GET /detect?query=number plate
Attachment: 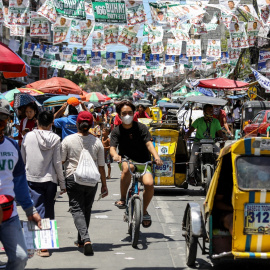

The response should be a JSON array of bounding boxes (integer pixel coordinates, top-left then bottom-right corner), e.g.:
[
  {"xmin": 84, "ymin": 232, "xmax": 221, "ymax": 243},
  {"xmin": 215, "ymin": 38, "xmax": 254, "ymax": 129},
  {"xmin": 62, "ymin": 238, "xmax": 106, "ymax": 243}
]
[
  {"xmin": 244, "ymin": 203, "xmax": 270, "ymax": 234},
  {"xmin": 154, "ymin": 161, "xmax": 173, "ymax": 177}
]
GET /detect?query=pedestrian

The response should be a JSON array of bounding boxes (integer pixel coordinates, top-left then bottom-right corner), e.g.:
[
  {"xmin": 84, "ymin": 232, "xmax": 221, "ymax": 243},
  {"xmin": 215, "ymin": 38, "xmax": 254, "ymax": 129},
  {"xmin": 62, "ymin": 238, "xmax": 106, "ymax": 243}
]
[
  {"xmin": 134, "ymin": 105, "xmax": 151, "ymax": 119},
  {"xmin": 233, "ymin": 100, "xmax": 241, "ymax": 129},
  {"xmin": 0, "ymin": 99, "xmax": 42, "ymax": 270},
  {"xmin": 18, "ymin": 102, "xmax": 38, "ymax": 146},
  {"xmin": 21, "ymin": 111, "xmax": 66, "ymax": 257},
  {"xmin": 62, "ymin": 111, "xmax": 108, "ymax": 256},
  {"xmin": 102, "ymin": 124, "xmax": 113, "ymax": 179}
]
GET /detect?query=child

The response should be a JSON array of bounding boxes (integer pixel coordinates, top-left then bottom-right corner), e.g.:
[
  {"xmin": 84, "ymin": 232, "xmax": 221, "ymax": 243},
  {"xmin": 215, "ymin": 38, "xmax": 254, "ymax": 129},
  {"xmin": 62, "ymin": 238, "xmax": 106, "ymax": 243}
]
[{"xmin": 102, "ymin": 125, "xmax": 113, "ymax": 179}]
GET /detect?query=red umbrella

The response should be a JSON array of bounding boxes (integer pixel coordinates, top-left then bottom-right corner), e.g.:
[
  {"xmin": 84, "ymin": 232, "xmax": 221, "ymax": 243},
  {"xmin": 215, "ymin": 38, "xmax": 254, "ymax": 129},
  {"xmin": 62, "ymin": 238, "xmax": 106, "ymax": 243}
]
[
  {"xmin": 0, "ymin": 42, "xmax": 25, "ymax": 72},
  {"xmin": 197, "ymin": 78, "xmax": 249, "ymax": 89},
  {"xmin": 26, "ymin": 77, "xmax": 83, "ymax": 95},
  {"xmin": 85, "ymin": 92, "xmax": 111, "ymax": 102}
]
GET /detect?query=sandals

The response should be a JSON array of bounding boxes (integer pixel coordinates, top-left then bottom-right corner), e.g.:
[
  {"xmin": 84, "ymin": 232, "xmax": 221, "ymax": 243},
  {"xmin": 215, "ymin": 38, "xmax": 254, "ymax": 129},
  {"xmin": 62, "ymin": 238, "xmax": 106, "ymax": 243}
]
[
  {"xmin": 114, "ymin": 199, "xmax": 126, "ymax": 209},
  {"xmin": 142, "ymin": 212, "xmax": 152, "ymax": 228},
  {"xmin": 37, "ymin": 249, "xmax": 50, "ymax": 257}
]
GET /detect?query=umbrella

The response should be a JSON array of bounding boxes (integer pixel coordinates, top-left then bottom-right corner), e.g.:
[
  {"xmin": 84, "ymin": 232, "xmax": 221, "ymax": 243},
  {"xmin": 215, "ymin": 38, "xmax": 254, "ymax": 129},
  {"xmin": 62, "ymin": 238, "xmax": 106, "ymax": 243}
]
[
  {"xmin": 17, "ymin": 88, "xmax": 44, "ymax": 96},
  {"xmin": 43, "ymin": 95, "xmax": 81, "ymax": 107},
  {"xmin": 85, "ymin": 92, "xmax": 111, "ymax": 102},
  {"xmin": 0, "ymin": 42, "xmax": 25, "ymax": 72},
  {"xmin": 4, "ymin": 89, "xmax": 21, "ymax": 102},
  {"xmin": 13, "ymin": 93, "xmax": 42, "ymax": 115},
  {"xmin": 197, "ymin": 78, "xmax": 249, "ymax": 89},
  {"xmin": 26, "ymin": 77, "xmax": 83, "ymax": 95},
  {"xmin": 0, "ymin": 94, "xmax": 7, "ymax": 100},
  {"xmin": 108, "ymin": 93, "xmax": 119, "ymax": 98},
  {"xmin": 157, "ymin": 99, "xmax": 168, "ymax": 105},
  {"xmin": 184, "ymin": 92, "xmax": 203, "ymax": 97},
  {"xmin": 161, "ymin": 98, "xmax": 171, "ymax": 101}
]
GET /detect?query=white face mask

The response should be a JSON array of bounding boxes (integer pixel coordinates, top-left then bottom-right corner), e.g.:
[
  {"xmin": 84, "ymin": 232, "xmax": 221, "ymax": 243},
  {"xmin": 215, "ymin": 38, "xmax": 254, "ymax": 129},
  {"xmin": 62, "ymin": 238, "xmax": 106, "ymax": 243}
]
[{"xmin": 122, "ymin": 115, "xmax": 133, "ymax": 125}]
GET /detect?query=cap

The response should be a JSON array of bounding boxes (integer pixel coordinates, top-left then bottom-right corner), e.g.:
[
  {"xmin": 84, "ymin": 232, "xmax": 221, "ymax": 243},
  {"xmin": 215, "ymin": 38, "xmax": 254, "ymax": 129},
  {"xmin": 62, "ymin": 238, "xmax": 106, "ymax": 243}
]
[
  {"xmin": 67, "ymin": 97, "xmax": 80, "ymax": 107},
  {"xmin": 0, "ymin": 99, "xmax": 11, "ymax": 116},
  {"xmin": 77, "ymin": 111, "xmax": 93, "ymax": 125}
]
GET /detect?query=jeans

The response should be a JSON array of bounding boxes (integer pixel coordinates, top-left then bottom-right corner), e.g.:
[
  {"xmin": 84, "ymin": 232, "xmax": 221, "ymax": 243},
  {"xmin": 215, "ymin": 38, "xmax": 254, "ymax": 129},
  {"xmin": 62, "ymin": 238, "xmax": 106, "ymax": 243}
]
[
  {"xmin": 28, "ymin": 181, "xmax": 57, "ymax": 219},
  {"xmin": 0, "ymin": 216, "xmax": 28, "ymax": 270},
  {"xmin": 66, "ymin": 175, "xmax": 97, "ymax": 243}
]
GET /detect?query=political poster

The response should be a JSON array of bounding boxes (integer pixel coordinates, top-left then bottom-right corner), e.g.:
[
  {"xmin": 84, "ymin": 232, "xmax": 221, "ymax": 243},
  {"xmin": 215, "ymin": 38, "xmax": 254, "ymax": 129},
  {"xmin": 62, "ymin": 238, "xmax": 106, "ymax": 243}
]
[
  {"xmin": 128, "ymin": 37, "xmax": 143, "ymax": 57},
  {"xmin": 119, "ymin": 53, "xmax": 131, "ymax": 68},
  {"xmin": 147, "ymin": 25, "xmax": 163, "ymax": 45},
  {"xmin": 134, "ymin": 67, "xmax": 143, "ymax": 80},
  {"xmin": 228, "ymin": 47, "xmax": 241, "ymax": 62},
  {"xmin": 0, "ymin": 0, "xmax": 4, "ymax": 23},
  {"xmin": 229, "ymin": 22, "xmax": 249, "ymax": 49},
  {"xmin": 10, "ymin": 25, "xmax": 25, "ymax": 36},
  {"xmin": 126, "ymin": 0, "xmax": 146, "ymax": 26},
  {"xmin": 85, "ymin": 0, "xmax": 93, "ymax": 15},
  {"xmin": 23, "ymin": 42, "xmax": 35, "ymax": 57},
  {"xmin": 257, "ymin": 0, "xmax": 270, "ymax": 25},
  {"xmin": 220, "ymin": 0, "xmax": 239, "ymax": 12},
  {"xmin": 186, "ymin": 39, "xmax": 201, "ymax": 57},
  {"xmin": 150, "ymin": 41, "xmax": 164, "ymax": 54},
  {"xmin": 192, "ymin": 56, "xmax": 202, "ymax": 67},
  {"xmin": 54, "ymin": 0, "xmax": 86, "ymax": 20},
  {"xmin": 238, "ymin": 5, "xmax": 259, "ymax": 21},
  {"xmin": 30, "ymin": 12, "xmax": 50, "ymax": 36},
  {"xmin": 147, "ymin": 54, "xmax": 160, "ymax": 69},
  {"xmin": 258, "ymin": 50, "xmax": 270, "ymax": 73},
  {"xmin": 106, "ymin": 52, "xmax": 116, "ymax": 67},
  {"xmin": 179, "ymin": 54, "xmax": 189, "ymax": 65},
  {"xmin": 53, "ymin": 26, "xmax": 69, "ymax": 44},
  {"xmin": 70, "ymin": 29, "xmax": 82, "ymax": 44},
  {"xmin": 8, "ymin": 5, "xmax": 30, "ymax": 26},
  {"xmin": 172, "ymin": 28, "xmax": 190, "ymax": 42},
  {"xmin": 35, "ymin": 44, "xmax": 47, "ymax": 58},
  {"xmin": 92, "ymin": 0, "xmax": 127, "ymax": 24},
  {"xmin": 80, "ymin": 19, "xmax": 95, "ymax": 47},
  {"xmin": 92, "ymin": 30, "xmax": 106, "ymax": 51},
  {"xmin": 247, "ymin": 21, "xmax": 260, "ymax": 47},
  {"xmin": 206, "ymin": 39, "xmax": 221, "ymax": 58},
  {"xmin": 221, "ymin": 51, "xmax": 230, "ymax": 64},
  {"xmin": 104, "ymin": 25, "xmax": 118, "ymax": 45},
  {"xmin": 37, "ymin": 0, "xmax": 57, "ymax": 24},
  {"xmin": 153, "ymin": 68, "xmax": 163, "ymax": 77},
  {"xmin": 122, "ymin": 70, "xmax": 131, "ymax": 79},
  {"xmin": 53, "ymin": 16, "xmax": 71, "ymax": 28},
  {"xmin": 167, "ymin": 39, "xmax": 182, "ymax": 55},
  {"xmin": 165, "ymin": 55, "xmax": 175, "ymax": 66},
  {"xmin": 77, "ymin": 49, "xmax": 87, "ymax": 63},
  {"xmin": 118, "ymin": 26, "xmax": 139, "ymax": 48},
  {"xmin": 135, "ymin": 54, "xmax": 145, "ymax": 66},
  {"xmin": 61, "ymin": 47, "xmax": 73, "ymax": 61}
]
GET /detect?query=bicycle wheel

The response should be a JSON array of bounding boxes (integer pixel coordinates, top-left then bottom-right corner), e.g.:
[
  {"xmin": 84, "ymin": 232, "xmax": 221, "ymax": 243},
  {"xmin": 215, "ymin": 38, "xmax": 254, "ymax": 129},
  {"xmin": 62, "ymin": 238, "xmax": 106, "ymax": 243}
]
[{"xmin": 130, "ymin": 197, "xmax": 141, "ymax": 248}]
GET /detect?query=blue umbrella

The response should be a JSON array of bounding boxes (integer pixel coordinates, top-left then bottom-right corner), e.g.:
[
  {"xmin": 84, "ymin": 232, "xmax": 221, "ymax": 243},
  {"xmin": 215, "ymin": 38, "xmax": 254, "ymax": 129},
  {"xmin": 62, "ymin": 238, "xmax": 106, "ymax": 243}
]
[
  {"xmin": 43, "ymin": 95, "xmax": 69, "ymax": 107},
  {"xmin": 13, "ymin": 93, "xmax": 42, "ymax": 116}
]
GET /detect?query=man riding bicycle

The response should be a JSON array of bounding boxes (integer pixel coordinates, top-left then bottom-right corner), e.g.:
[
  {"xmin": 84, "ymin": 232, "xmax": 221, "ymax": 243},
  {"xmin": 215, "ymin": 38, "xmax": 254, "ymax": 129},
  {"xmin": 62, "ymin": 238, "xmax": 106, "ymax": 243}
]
[
  {"xmin": 184, "ymin": 104, "xmax": 226, "ymax": 185},
  {"xmin": 110, "ymin": 100, "xmax": 163, "ymax": 228}
]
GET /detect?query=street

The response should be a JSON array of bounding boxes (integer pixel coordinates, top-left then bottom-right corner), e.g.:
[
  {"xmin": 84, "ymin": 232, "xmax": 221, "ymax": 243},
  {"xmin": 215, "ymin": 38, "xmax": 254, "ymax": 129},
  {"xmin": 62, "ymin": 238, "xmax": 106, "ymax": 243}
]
[{"xmin": 2, "ymin": 163, "xmax": 270, "ymax": 270}]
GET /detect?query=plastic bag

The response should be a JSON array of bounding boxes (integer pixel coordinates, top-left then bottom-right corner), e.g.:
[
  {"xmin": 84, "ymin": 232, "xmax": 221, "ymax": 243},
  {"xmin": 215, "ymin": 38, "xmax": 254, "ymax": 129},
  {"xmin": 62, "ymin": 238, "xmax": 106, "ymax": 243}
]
[{"xmin": 74, "ymin": 149, "xmax": 100, "ymax": 186}]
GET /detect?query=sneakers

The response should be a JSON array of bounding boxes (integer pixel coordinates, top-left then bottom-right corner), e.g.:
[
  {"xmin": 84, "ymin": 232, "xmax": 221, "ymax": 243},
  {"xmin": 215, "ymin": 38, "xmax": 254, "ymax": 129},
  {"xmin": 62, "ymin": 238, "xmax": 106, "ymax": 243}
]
[{"xmin": 84, "ymin": 242, "xmax": 94, "ymax": 256}]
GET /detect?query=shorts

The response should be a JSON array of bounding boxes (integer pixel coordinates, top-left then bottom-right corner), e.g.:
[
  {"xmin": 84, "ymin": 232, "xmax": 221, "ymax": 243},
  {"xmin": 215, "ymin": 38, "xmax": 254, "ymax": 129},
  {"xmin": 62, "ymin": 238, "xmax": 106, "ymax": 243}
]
[
  {"xmin": 119, "ymin": 160, "xmax": 152, "ymax": 174},
  {"xmin": 105, "ymin": 150, "xmax": 113, "ymax": 164}
]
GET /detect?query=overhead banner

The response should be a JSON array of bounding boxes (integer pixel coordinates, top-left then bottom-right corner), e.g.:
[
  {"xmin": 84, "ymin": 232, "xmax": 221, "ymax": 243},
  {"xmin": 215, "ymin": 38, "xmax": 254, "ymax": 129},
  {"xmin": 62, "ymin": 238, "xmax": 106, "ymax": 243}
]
[
  {"xmin": 54, "ymin": 0, "xmax": 86, "ymax": 20},
  {"xmin": 92, "ymin": 0, "xmax": 127, "ymax": 24},
  {"xmin": 251, "ymin": 68, "xmax": 270, "ymax": 93}
]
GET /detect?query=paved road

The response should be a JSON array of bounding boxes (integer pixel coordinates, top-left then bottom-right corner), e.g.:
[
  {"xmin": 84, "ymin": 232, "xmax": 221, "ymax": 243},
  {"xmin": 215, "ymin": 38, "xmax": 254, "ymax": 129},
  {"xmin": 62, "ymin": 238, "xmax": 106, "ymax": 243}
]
[{"xmin": 2, "ymin": 162, "xmax": 270, "ymax": 269}]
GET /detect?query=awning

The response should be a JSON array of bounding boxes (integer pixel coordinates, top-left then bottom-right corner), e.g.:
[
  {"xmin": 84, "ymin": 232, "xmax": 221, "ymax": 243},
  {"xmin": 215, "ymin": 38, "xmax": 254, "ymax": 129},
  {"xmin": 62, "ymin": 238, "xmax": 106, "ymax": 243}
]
[{"xmin": 197, "ymin": 78, "xmax": 249, "ymax": 89}]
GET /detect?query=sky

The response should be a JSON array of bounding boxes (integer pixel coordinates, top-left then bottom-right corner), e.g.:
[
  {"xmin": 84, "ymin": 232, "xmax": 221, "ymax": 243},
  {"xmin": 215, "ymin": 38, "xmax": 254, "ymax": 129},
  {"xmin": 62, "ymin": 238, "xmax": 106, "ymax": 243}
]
[{"xmin": 65, "ymin": 0, "xmax": 155, "ymax": 53}]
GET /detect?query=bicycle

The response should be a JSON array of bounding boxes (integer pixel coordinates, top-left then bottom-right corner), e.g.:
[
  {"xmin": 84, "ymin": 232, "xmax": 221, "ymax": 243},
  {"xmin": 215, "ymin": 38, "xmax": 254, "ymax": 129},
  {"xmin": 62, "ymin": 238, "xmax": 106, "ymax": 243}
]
[{"xmin": 121, "ymin": 157, "xmax": 155, "ymax": 248}]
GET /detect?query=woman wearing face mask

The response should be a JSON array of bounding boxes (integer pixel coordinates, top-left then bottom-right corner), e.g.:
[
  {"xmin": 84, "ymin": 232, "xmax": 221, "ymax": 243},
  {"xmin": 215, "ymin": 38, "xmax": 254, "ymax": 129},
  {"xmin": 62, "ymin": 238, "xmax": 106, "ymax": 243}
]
[{"xmin": 18, "ymin": 102, "xmax": 38, "ymax": 146}]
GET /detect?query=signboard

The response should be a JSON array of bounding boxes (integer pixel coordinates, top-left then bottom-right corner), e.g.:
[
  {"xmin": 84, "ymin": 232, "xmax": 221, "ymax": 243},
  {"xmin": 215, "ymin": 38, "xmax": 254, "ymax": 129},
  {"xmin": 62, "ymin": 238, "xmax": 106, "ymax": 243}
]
[
  {"xmin": 248, "ymin": 86, "xmax": 257, "ymax": 100},
  {"xmin": 39, "ymin": 67, "xmax": 48, "ymax": 79},
  {"xmin": 92, "ymin": 0, "xmax": 127, "ymax": 24},
  {"xmin": 54, "ymin": 0, "xmax": 86, "ymax": 20},
  {"xmin": 30, "ymin": 58, "xmax": 41, "ymax": 67}
]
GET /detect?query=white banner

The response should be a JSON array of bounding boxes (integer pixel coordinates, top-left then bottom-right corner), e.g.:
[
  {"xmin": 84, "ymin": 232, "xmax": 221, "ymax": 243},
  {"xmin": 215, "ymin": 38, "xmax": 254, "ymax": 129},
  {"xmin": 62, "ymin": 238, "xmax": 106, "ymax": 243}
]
[{"xmin": 251, "ymin": 68, "xmax": 270, "ymax": 93}]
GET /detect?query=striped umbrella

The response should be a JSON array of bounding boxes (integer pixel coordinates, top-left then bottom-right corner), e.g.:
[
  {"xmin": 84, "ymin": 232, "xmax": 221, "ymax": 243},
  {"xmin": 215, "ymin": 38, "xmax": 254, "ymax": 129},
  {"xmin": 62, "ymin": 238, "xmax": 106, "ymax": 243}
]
[{"xmin": 85, "ymin": 92, "xmax": 111, "ymax": 102}]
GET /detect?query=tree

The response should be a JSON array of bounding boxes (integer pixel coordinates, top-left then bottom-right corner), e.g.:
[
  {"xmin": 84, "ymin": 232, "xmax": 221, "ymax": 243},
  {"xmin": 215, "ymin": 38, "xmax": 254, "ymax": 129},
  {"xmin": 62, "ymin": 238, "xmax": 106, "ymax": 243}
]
[
  {"xmin": 142, "ymin": 42, "xmax": 151, "ymax": 62},
  {"xmin": 64, "ymin": 70, "xmax": 88, "ymax": 87}
]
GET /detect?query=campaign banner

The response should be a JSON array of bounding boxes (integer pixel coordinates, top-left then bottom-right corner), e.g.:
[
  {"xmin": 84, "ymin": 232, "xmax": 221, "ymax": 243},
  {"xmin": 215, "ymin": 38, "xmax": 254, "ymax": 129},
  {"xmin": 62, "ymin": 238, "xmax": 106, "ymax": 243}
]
[
  {"xmin": 258, "ymin": 50, "xmax": 270, "ymax": 73},
  {"xmin": 30, "ymin": 58, "xmax": 41, "ymax": 67},
  {"xmin": 23, "ymin": 42, "xmax": 35, "ymax": 57},
  {"xmin": 64, "ymin": 63, "xmax": 78, "ymax": 71},
  {"xmin": 80, "ymin": 19, "xmax": 95, "ymax": 46},
  {"xmin": 148, "ymin": 88, "xmax": 157, "ymax": 96},
  {"xmin": 257, "ymin": 0, "xmax": 270, "ymax": 25},
  {"xmin": 8, "ymin": 6, "xmax": 30, "ymax": 26},
  {"xmin": 153, "ymin": 68, "xmax": 163, "ymax": 78},
  {"xmin": 126, "ymin": 0, "xmax": 145, "ymax": 26},
  {"xmin": 37, "ymin": 0, "xmax": 57, "ymax": 24},
  {"xmin": 186, "ymin": 39, "xmax": 201, "ymax": 57},
  {"xmin": 172, "ymin": 28, "xmax": 190, "ymax": 42},
  {"xmin": 228, "ymin": 47, "xmax": 241, "ymax": 60},
  {"xmin": 49, "ymin": 46, "xmax": 59, "ymax": 54},
  {"xmin": 10, "ymin": 25, "xmax": 25, "ymax": 36},
  {"xmin": 251, "ymin": 68, "xmax": 270, "ymax": 93},
  {"xmin": 50, "ymin": 60, "xmax": 65, "ymax": 69},
  {"xmin": 54, "ymin": 0, "xmax": 86, "ymax": 20},
  {"xmin": 206, "ymin": 39, "xmax": 221, "ymax": 58},
  {"xmin": 220, "ymin": 0, "xmax": 239, "ymax": 12},
  {"xmin": 53, "ymin": 26, "xmax": 69, "ymax": 44},
  {"xmin": 167, "ymin": 39, "xmax": 182, "ymax": 55},
  {"xmin": 247, "ymin": 21, "xmax": 260, "ymax": 47},
  {"xmin": 221, "ymin": 52, "xmax": 230, "ymax": 64},
  {"xmin": 61, "ymin": 48, "xmax": 72, "ymax": 61},
  {"xmin": 0, "ymin": 0, "xmax": 4, "ymax": 23},
  {"xmin": 118, "ymin": 25, "xmax": 139, "ymax": 48},
  {"xmin": 35, "ymin": 44, "xmax": 47, "ymax": 58},
  {"xmin": 192, "ymin": 56, "xmax": 202, "ymax": 66},
  {"xmin": 150, "ymin": 41, "xmax": 164, "ymax": 54},
  {"xmin": 146, "ymin": 54, "xmax": 160, "ymax": 69},
  {"xmin": 104, "ymin": 25, "xmax": 118, "ymax": 45},
  {"xmin": 197, "ymin": 87, "xmax": 215, "ymax": 97},
  {"xmin": 70, "ymin": 29, "xmax": 82, "ymax": 44},
  {"xmin": 92, "ymin": 30, "xmax": 105, "ymax": 51},
  {"xmin": 92, "ymin": 0, "xmax": 127, "ymax": 24},
  {"xmin": 91, "ymin": 51, "xmax": 102, "ymax": 66},
  {"xmin": 30, "ymin": 13, "xmax": 50, "ymax": 36},
  {"xmin": 119, "ymin": 53, "xmax": 131, "ymax": 68},
  {"xmin": 147, "ymin": 25, "xmax": 163, "ymax": 45},
  {"xmin": 85, "ymin": 0, "xmax": 93, "ymax": 15},
  {"xmin": 39, "ymin": 67, "xmax": 48, "ymax": 80},
  {"xmin": 238, "ymin": 5, "xmax": 259, "ymax": 21},
  {"xmin": 122, "ymin": 70, "xmax": 131, "ymax": 80},
  {"xmin": 106, "ymin": 52, "xmax": 116, "ymax": 67},
  {"xmin": 179, "ymin": 54, "xmax": 189, "ymax": 65},
  {"xmin": 129, "ymin": 36, "xmax": 143, "ymax": 57},
  {"xmin": 165, "ymin": 55, "xmax": 175, "ymax": 66},
  {"xmin": 229, "ymin": 22, "xmax": 249, "ymax": 49},
  {"xmin": 135, "ymin": 54, "xmax": 145, "ymax": 66},
  {"xmin": 134, "ymin": 68, "xmax": 143, "ymax": 80},
  {"xmin": 77, "ymin": 49, "xmax": 87, "ymax": 63}
]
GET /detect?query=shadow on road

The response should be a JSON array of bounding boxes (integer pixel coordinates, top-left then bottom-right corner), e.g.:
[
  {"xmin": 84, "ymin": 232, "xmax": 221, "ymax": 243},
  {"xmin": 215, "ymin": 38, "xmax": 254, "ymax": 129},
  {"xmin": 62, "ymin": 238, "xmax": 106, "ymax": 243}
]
[{"xmin": 154, "ymin": 187, "xmax": 204, "ymax": 197}]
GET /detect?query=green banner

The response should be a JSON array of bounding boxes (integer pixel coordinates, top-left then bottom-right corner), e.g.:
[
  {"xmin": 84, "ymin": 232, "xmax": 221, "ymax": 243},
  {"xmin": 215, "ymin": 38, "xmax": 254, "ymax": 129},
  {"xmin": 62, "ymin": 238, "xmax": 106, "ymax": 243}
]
[
  {"xmin": 30, "ymin": 58, "xmax": 41, "ymax": 67},
  {"xmin": 54, "ymin": 0, "xmax": 86, "ymax": 20},
  {"xmin": 92, "ymin": 0, "xmax": 127, "ymax": 24}
]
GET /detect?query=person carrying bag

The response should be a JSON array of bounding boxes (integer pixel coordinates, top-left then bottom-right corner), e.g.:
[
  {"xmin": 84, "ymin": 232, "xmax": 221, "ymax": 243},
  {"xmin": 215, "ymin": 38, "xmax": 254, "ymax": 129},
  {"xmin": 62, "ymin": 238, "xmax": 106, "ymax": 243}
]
[{"xmin": 62, "ymin": 111, "xmax": 108, "ymax": 256}]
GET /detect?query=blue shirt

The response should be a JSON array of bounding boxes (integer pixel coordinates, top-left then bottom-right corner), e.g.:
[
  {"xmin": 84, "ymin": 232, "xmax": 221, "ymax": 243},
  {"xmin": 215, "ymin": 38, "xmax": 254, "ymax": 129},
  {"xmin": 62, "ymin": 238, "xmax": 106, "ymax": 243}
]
[{"xmin": 54, "ymin": 115, "xmax": 78, "ymax": 139}]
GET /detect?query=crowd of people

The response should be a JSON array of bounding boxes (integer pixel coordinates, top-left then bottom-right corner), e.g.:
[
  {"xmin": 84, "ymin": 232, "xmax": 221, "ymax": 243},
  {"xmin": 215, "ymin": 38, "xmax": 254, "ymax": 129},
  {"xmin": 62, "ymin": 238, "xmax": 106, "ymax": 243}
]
[{"xmin": 0, "ymin": 96, "xmax": 163, "ymax": 270}]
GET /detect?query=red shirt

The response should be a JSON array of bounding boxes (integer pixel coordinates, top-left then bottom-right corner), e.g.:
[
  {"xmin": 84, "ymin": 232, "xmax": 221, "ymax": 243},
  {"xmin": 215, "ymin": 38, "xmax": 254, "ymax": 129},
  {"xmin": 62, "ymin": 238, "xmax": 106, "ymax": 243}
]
[
  {"xmin": 134, "ymin": 111, "xmax": 151, "ymax": 119},
  {"xmin": 213, "ymin": 109, "xmax": 226, "ymax": 127},
  {"xmin": 113, "ymin": 114, "xmax": 138, "ymax": 126},
  {"xmin": 18, "ymin": 118, "xmax": 36, "ymax": 144}
]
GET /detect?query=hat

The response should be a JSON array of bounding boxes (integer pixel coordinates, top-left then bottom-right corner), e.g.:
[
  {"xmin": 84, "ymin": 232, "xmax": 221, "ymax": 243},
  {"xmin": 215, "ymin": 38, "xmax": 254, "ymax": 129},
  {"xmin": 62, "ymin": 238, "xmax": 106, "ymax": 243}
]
[
  {"xmin": 77, "ymin": 111, "xmax": 93, "ymax": 125},
  {"xmin": 0, "ymin": 99, "xmax": 11, "ymax": 116},
  {"xmin": 87, "ymin": 103, "xmax": 94, "ymax": 110},
  {"xmin": 67, "ymin": 97, "xmax": 80, "ymax": 107}
]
